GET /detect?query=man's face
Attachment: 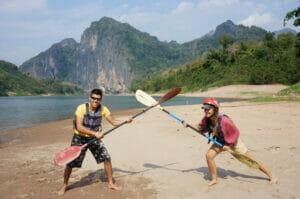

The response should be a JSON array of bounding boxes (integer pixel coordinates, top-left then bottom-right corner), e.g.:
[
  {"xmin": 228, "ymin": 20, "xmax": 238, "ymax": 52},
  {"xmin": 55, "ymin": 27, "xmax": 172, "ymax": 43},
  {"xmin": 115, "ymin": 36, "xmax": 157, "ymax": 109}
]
[{"xmin": 89, "ymin": 94, "xmax": 102, "ymax": 109}]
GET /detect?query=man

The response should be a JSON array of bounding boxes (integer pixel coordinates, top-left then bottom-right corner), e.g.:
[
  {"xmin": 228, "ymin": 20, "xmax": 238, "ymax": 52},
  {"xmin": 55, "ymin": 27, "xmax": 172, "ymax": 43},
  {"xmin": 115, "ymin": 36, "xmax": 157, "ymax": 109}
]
[
  {"xmin": 58, "ymin": 89, "xmax": 132, "ymax": 195},
  {"xmin": 185, "ymin": 97, "xmax": 277, "ymax": 186}
]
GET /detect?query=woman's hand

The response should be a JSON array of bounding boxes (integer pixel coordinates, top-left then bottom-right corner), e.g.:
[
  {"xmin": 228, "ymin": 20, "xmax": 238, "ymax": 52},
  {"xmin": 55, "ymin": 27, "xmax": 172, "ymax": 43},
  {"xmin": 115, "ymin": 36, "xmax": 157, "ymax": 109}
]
[{"xmin": 222, "ymin": 145, "xmax": 230, "ymax": 151}]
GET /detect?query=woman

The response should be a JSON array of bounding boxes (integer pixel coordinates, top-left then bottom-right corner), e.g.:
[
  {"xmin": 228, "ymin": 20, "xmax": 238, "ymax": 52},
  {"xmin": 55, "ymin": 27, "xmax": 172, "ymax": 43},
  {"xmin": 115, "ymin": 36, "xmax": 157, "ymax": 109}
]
[{"xmin": 191, "ymin": 97, "xmax": 277, "ymax": 186}]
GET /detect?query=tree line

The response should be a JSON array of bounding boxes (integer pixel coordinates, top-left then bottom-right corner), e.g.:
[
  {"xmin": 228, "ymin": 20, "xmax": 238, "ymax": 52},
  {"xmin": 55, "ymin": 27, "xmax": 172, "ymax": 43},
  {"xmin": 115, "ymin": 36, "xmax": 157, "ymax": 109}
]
[
  {"xmin": 132, "ymin": 32, "xmax": 299, "ymax": 93},
  {"xmin": 0, "ymin": 61, "xmax": 83, "ymax": 96}
]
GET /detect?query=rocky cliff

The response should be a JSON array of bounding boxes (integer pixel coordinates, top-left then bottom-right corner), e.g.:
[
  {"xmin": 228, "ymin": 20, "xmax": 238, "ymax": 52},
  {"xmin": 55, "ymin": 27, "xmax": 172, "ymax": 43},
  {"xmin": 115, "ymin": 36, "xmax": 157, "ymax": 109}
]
[
  {"xmin": 20, "ymin": 18, "xmax": 135, "ymax": 93},
  {"xmin": 20, "ymin": 38, "xmax": 78, "ymax": 80},
  {"xmin": 65, "ymin": 18, "xmax": 134, "ymax": 93},
  {"xmin": 19, "ymin": 18, "xmax": 268, "ymax": 93},
  {"xmin": 20, "ymin": 17, "xmax": 186, "ymax": 93}
]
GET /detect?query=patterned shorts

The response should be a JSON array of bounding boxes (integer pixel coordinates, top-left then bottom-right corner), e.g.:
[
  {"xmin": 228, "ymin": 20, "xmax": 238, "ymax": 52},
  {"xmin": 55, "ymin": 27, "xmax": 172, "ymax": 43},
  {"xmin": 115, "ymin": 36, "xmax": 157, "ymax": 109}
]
[
  {"xmin": 67, "ymin": 134, "xmax": 111, "ymax": 168},
  {"xmin": 231, "ymin": 138, "xmax": 248, "ymax": 154}
]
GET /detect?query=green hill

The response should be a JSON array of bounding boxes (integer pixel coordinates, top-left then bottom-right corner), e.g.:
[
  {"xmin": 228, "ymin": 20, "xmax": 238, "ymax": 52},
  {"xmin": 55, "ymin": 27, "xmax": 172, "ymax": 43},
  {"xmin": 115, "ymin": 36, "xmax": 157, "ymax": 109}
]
[
  {"xmin": 19, "ymin": 17, "xmax": 269, "ymax": 93},
  {"xmin": 0, "ymin": 60, "xmax": 83, "ymax": 96},
  {"xmin": 136, "ymin": 32, "xmax": 300, "ymax": 92}
]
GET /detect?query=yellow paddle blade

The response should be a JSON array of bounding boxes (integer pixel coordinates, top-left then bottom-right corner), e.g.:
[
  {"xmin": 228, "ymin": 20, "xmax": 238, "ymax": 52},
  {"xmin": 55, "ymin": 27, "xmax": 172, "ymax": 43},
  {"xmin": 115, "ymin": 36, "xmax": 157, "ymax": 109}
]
[{"xmin": 230, "ymin": 152, "xmax": 260, "ymax": 169}]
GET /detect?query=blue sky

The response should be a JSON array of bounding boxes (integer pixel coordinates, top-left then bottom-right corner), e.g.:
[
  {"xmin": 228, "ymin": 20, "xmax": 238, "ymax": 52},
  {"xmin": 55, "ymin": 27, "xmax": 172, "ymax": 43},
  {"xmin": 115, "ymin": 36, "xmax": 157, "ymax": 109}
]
[{"xmin": 0, "ymin": 0, "xmax": 299, "ymax": 66}]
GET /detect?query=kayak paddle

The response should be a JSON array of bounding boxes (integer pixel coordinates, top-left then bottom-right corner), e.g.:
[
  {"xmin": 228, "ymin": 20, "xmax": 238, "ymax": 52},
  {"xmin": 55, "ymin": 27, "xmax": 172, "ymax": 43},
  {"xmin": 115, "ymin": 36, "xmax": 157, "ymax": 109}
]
[
  {"xmin": 54, "ymin": 87, "xmax": 182, "ymax": 166},
  {"xmin": 135, "ymin": 89, "xmax": 260, "ymax": 169}
]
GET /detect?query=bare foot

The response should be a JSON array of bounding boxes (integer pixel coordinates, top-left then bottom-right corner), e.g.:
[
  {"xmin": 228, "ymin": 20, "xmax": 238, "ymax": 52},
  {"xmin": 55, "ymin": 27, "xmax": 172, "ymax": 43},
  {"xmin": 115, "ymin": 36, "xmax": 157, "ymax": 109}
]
[
  {"xmin": 57, "ymin": 185, "xmax": 67, "ymax": 196},
  {"xmin": 208, "ymin": 179, "xmax": 218, "ymax": 186},
  {"xmin": 269, "ymin": 177, "xmax": 278, "ymax": 184},
  {"xmin": 108, "ymin": 183, "xmax": 122, "ymax": 191}
]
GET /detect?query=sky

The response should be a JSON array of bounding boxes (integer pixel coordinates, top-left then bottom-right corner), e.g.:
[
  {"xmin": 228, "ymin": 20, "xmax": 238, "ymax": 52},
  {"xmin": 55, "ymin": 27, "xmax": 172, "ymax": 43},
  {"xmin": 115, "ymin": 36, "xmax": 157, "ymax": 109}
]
[{"xmin": 0, "ymin": 0, "xmax": 299, "ymax": 66}]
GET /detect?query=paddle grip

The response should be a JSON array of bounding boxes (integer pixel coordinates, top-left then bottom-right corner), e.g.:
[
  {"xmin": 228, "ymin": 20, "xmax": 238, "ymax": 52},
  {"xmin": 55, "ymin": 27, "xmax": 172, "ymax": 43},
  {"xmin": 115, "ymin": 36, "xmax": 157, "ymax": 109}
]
[{"xmin": 162, "ymin": 109, "xmax": 223, "ymax": 147}]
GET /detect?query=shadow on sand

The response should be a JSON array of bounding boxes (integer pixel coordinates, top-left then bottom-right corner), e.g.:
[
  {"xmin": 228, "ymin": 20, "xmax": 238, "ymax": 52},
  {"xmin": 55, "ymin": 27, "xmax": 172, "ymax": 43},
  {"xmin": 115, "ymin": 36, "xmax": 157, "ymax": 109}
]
[
  {"xmin": 182, "ymin": 166, "xmax": 268, "ymax": 183},
  {"xmin": 67, "ymin": 162, "xmax": 268, "ymax": 191},
  {"xmin": 67, "ymin": 162, "xmax": 177, "ymax": 191}
]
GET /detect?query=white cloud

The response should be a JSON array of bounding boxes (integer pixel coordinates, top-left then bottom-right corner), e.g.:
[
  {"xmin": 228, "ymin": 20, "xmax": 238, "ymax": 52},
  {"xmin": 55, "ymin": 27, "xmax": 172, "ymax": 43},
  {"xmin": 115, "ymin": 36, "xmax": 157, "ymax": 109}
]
[
  {"xmin": 121, "ymin": 4, "xmax": 129, "ymax": 9},
  {"xmin": 1, "ymin": 0, "xmax": 299, "ymax": 65},
  {"xmin": 239, "ymin": 12, "xmax": 275, "ymax": 27},
  {"xmin": 172, "ymin": 2, "xmax": 194, "ymax": 14},
  {"xmin": 0, "ymin": 0, "xmax": 46, "ymax": 13},
  {"xmin": 208, "ymin": 0, "xmax": 239, "ymax": 6}
]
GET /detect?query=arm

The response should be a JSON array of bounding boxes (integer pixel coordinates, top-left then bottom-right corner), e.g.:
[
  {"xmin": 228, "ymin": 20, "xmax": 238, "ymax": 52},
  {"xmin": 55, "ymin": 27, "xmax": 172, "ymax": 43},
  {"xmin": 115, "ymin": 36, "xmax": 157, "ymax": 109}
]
[
  {"xmin": 106, "ymin": 115, "xmax": 132, "ymax": 126},
  {"xmin": 220, "ymin": 116, "xmax": 240, "ymax": 146}
]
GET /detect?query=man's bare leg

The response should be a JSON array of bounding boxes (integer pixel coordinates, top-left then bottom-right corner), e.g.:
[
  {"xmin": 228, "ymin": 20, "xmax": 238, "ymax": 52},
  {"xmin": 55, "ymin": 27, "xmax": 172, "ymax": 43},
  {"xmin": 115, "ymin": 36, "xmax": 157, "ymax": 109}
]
[
  {"xmin": 244, "ymin": 152, "xmax": 278, "ymax": 184},
  {"xmin": 104, "ymin": 160, "xmax": 122, "ymax": 190},
  {"xmin": 58, "ymin": 167, "xmax": 72, "ymax": 195}
]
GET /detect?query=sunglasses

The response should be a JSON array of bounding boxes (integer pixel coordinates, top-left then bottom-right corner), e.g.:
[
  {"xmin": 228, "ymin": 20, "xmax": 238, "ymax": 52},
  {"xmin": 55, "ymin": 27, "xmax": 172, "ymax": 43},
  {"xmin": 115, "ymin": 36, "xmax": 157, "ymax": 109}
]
[
  {"xmin": 202, "ymin": 104, "xmax": 214, "ymax": 110},
  {"xmin": 91, "ymin": 96, "xmax": 102, "ymax": 101}
]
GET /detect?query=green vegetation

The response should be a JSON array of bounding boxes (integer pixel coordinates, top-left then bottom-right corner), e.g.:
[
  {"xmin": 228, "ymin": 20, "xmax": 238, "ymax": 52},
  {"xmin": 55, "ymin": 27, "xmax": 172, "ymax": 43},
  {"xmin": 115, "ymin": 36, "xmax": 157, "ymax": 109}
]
[
  {"xmin": 249, "ymin": 97, "xmax": 300, "ymax": 102},
  {"xmin": 88, "ymin": 17, "xmax": 190, "ymax": 78},
  {"xmin": 20, "ymin": 38, "xmax": 77, "ymax": 80},
  {"xmin": 240, "ymin": 91, "xmax": 262, "ymax": 96},
  {"xmin": 277, "ymin": 82, "xmax": 300, "ymax": 96},
  {"xmin": 88, "ymin": 18, "xmax": 268, "ymax": 82},
  {"xmin": 0, "ymin": 60, "xmax": 83, "ymax": 96},
  {"xmin": 247, "ymin": 82, "xmax": 300, "ymax": 102},
  {"xmin": 284, "ymin": 7, "xmax": 300, "ymax": 28},
  {"xmin": 133, "ymin": 32, "xmax": 300, "ymax": 93}
]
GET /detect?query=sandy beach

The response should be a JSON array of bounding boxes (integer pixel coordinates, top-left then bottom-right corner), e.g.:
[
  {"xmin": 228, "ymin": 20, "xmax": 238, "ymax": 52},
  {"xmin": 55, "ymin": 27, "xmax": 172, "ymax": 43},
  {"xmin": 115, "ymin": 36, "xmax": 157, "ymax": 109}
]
[{"xmin": 1, "ymin": 85, "xmax": 300, "ymax": 199}]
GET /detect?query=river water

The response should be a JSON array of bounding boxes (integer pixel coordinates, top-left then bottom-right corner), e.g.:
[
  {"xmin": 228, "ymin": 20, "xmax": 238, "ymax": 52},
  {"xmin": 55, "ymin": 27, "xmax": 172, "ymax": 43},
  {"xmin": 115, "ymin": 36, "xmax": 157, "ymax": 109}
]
[{"xmin": 0, "ymin": 95, "xmax": 236, "ymax": 131}]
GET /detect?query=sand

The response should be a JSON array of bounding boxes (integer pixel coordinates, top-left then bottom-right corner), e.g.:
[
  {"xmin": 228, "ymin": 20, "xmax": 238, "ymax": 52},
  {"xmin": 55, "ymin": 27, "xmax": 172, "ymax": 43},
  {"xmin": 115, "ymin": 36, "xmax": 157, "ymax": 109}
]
[{"xmin": 1, "ymin": 85, "xmax": 299, "ymax": 199}]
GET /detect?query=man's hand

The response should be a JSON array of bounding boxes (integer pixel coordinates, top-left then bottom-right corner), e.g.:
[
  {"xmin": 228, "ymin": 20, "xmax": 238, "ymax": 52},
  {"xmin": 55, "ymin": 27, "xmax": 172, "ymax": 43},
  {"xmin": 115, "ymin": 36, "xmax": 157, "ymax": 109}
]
[
  {"xmin": 95, "ymin": 131, "xmax": 104, "ymax": 139},
  {"xmin": 182, "ymin": 121, "xmax": 188, "ymax": 128}
]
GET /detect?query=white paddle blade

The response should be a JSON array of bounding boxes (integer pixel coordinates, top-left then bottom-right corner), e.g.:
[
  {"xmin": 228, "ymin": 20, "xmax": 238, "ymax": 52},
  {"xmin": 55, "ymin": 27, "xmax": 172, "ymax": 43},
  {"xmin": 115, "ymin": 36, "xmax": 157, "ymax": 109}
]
[{"xmin": 135, "ymin": 90, "xmax": 157, "ymax": 106}]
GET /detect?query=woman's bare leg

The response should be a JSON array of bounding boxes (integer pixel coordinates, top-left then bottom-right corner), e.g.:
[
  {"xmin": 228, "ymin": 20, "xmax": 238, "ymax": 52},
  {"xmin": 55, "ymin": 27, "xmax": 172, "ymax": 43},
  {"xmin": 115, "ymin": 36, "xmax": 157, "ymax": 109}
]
[
  {"xmin": 206, "ymin": 145, "xmax": 222, "ymax": 186},
  {"xmin": 244, "ymin": 152, "xmax": 278, "ymax": 184}
]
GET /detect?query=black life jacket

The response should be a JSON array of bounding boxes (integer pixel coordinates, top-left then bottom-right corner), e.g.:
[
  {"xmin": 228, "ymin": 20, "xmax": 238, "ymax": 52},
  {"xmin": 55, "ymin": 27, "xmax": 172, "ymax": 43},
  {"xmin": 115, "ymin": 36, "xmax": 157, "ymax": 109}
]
[
  {"xmin": 73, "ymin": 103, "xmax": 102, "ymax": 131},
  {"xmin": 206, "ymin": 114, "xmax": 227, "ymax": 145}
]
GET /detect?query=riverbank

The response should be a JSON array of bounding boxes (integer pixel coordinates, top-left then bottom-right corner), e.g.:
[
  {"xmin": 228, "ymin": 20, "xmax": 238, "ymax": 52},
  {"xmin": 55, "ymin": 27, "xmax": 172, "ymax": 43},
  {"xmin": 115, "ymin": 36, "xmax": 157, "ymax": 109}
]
[
  {"xmin": 1, "ymin": 99, "xmax": 300, "ymax": 199},
  {"xmin": 180, "ymin": 84, "xmax": 289, "ymax": 99},
  {"xmin": 1, "ymin": 84, "xmax": 299, "ymax": 199}
]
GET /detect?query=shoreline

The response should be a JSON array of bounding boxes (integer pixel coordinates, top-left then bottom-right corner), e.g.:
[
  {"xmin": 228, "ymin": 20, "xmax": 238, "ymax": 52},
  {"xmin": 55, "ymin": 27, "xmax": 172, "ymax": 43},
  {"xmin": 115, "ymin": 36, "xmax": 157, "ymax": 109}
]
[
  {"xmin": 1, "ymin": 100, "xmax": 300, "ymax": 198},
  {"xmin": 0, "ymin": 83, "xmax": 290, "ymax": 143},
  {"xmin": 0, "ymin": 107, "xmax": 144, "ymax": 147},
  {"xmin": 0, "ymin": 97, "xmax": 240, "ymax": 133},
  {"xmin": 1, "ymin": 84, "xmax": 299, "ymax": 199}
]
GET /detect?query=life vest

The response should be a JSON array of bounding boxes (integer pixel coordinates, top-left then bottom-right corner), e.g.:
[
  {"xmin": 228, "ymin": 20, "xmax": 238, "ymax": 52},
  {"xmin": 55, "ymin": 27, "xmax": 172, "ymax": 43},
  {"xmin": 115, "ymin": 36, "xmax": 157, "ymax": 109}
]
[
  {"xmin": 73, "ymin": 103, "xmax": 102, "ymax": 132},
  {"xmin": 206, "ymin": 113, "xmax": 227, "ymax": 145}
]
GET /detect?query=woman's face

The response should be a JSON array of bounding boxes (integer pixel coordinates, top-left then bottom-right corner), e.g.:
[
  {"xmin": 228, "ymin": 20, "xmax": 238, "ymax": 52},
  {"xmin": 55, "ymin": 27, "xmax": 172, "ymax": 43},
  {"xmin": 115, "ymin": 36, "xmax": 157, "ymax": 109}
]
[{"xmin": 204, "ymin": 107, "xmax": 216, "ymax": 118}]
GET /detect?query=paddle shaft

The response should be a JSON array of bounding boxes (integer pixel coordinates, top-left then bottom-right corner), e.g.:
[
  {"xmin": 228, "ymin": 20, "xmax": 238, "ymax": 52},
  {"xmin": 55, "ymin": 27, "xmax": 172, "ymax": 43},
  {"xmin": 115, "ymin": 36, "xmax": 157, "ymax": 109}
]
[
  {"xmin": 83, "ymin": 105, "xmax": 155, "ymax": 146},
  {"xmin": 81, "ymin": 88, "xmax": 181, "ymax": 148},
  {"xmin": 161, "ymin": 109, "xmax": 223, "ymax": 147}
]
